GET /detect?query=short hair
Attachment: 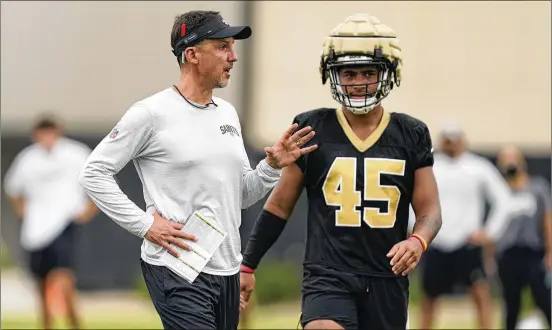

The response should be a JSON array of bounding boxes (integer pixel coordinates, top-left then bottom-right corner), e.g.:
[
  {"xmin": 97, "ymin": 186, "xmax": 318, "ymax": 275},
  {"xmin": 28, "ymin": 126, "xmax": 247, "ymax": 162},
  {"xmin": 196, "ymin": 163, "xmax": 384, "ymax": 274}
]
[
  {"xmin": 171, "ymin": 10, "xmax": 220, "ymax": 66},
  {"xmin": 33, "ymin": 116, "xmax": 60, "ymax": 132}
]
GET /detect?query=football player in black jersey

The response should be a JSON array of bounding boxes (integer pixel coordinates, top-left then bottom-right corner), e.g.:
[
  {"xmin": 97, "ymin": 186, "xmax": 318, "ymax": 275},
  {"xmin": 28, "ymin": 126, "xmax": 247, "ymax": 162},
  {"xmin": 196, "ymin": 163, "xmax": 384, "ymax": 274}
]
[{"xmin": 240, "ymin": 13, "xmax": 442, "ymax": 330}]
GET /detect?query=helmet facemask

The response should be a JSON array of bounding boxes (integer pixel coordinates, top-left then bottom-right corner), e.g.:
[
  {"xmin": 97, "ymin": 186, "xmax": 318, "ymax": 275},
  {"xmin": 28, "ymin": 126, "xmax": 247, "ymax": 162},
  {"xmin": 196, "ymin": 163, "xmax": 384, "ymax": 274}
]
[
  {"xmin": 327, "ymin": 54, "xmax": 394, "ymax": 115},
  {"xmin": 319, "ymin": 13, "xmax": 403, "ymax": 116}
]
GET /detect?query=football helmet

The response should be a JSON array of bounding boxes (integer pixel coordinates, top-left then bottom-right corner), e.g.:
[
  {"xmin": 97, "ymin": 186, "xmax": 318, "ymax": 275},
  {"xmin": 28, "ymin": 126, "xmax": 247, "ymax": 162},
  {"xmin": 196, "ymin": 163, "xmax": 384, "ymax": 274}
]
[{"xmin": 320, "ymin": 13, "xmax": 403, "ymax": 115}]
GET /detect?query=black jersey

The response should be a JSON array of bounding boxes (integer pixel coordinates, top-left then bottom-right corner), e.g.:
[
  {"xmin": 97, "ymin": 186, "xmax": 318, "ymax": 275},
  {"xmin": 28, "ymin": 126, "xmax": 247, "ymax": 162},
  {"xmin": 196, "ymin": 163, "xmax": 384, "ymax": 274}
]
[{"xmin": 294, "ymin": 108, "xmax": 434, "ymax": 277}]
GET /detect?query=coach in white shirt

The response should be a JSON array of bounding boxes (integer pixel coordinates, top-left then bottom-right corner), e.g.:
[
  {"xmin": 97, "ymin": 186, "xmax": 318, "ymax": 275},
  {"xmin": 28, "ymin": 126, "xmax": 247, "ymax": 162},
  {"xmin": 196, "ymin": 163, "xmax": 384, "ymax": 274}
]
[
  {"xmin": 418, "ymin": 124, "xmax": 512, "ymax": 330},
  {"xmin": 79, "ymin": 10, "xmax": 317, "ymax": 330},
  {"xmin": 4, "ymin": 117, "xmax": 98, "ymax": 329}
]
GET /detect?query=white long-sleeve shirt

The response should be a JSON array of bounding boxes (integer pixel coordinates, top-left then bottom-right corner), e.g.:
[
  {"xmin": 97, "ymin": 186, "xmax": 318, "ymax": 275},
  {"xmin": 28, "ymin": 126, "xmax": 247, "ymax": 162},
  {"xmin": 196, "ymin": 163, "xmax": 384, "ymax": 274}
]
[
  {"xmin": 79, "ymin": 87, "xmax": 281, "ymax": 275},
  {"xmin": 415, "ymin": 151, "xmax": 512, "ymax": 252},
  {"xmin": 4, "ymin": 137, "xmax": 91, "ymax": 251}
]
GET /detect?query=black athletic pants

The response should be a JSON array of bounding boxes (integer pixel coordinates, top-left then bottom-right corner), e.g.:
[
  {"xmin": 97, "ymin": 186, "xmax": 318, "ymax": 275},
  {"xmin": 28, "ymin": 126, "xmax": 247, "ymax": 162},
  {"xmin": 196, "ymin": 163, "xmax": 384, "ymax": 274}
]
[
  {"xmin": 141, "ymin": 259, "xmax": 240, "ymax": 330},
  {"xmin": 498, "ymin": 247, "xmax": 551, "ymax": 330}
]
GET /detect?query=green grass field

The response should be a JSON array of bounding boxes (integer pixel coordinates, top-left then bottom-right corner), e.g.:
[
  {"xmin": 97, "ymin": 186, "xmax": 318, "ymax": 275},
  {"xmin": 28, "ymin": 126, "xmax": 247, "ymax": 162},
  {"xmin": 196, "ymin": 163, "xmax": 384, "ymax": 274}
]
[
  {"xmin": 1, "ymin": 261, "xmax": 488, "ymax": 329},
  {"xmin": 1, "ymin": 300, "xmax": 505, "ymax": 329},
  {"xmin": 1, "ymin": 263, "xmax": 540, "ymax": 330}
]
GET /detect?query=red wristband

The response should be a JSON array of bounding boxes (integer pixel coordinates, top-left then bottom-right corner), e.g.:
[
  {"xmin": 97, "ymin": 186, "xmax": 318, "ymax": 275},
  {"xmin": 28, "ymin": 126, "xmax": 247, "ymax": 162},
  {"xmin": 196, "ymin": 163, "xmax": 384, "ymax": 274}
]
[
  {"xmin": 409, "ymin": 234, "xmax": 428, "ymax": 252},
  {"xmin": 240, "ymin": 264, "xmax": 255, "ymax": 274}
]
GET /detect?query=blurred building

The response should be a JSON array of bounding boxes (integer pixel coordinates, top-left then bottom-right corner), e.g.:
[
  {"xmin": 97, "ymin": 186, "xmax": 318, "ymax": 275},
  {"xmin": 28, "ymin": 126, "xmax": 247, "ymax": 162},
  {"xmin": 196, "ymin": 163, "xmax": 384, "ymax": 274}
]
[{"xmin": 1, "ymin": 1, "xmax": 550, "ymax": 290}]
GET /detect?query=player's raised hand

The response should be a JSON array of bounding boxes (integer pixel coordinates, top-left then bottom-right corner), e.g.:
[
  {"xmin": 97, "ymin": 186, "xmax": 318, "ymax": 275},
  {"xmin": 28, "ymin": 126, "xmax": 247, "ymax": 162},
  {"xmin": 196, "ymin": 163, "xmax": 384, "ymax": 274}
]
[
  {"xmin": 264, "ymin": 123, "xmax": 318, "ymax": 169},
  {"xmin": 387, "ymin": 238, "xmax": 424, "ymax": 276},
  {"xmin": 145, "ymin": 211, "xmax": 198, "ymax": 257}
]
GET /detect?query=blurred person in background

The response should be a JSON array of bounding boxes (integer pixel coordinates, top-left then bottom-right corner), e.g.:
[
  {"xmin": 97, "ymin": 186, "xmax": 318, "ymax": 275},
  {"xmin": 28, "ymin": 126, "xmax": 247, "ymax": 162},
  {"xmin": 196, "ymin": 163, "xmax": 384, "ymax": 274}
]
[
  {"xmin": 79, "ymin": 10, "xmax": 316, "ymax": 330},
  {"xmin": 3, "ymin": 116, "xmax": 98, "ymax": 329},
  {"xmin": 418, "ymin": 123, "xmax": 512, "ymax": 329},
  {"xmin": 240, "ymin": 13, "xmax": 442, "ymax": 330},
  {"xmin": 495, "ymin": 145, "xmax": 551, "ymax": 330}
]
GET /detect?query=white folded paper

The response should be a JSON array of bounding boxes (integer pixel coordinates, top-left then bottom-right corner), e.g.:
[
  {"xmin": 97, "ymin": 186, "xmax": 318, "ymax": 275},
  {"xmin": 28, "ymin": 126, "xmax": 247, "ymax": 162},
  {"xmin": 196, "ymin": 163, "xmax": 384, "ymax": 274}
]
[{"xmin": 160, "ymin": 211, "xmax": 227, "ymax": 283}]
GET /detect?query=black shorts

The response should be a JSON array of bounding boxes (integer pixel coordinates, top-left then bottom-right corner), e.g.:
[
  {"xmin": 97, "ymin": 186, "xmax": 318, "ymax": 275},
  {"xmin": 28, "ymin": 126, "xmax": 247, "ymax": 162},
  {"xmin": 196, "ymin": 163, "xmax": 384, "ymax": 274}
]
[
  {"xmin": 421, "ymin": 245, "xmax": 486, "ymax": 298},
  {"xmin": 140, "ymin": 259, "xmax": 240, "ymax": 330},
  {"xmin": 28, "ymin": 222, "xmax": 77, "ymax": 280},
  {"xmin": 300, "ymin": 263, "xmax": 409, "ymax": 330}
]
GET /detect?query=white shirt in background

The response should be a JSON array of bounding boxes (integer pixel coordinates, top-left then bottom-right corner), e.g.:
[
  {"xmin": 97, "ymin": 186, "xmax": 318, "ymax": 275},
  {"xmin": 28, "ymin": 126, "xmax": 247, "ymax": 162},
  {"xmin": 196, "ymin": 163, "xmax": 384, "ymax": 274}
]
[
  {"xmin": 4, "ymin": 137, "xmax": 92, "ymax": 251},
  {"xmin": 79, "ymin": 87, "xmax": 281, "ymax": 276},
  {"xmin": 409, "ymin": 151, "xmax": 512, "ymax": 252}
]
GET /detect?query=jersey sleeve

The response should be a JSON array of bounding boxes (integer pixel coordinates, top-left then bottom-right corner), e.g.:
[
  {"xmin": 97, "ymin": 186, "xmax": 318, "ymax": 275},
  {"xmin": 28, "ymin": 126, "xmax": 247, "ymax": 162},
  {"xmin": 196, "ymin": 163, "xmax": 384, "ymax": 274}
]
[{"xmin": 412, "ymin": 123, "xmax": 434, "ymax": 170}]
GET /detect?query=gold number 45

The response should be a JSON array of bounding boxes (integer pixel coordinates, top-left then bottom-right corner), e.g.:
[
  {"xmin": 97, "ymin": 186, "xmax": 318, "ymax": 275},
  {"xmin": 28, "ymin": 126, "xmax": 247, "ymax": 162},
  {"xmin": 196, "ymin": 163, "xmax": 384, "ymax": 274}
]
[{"xmin": 322, "ymin": 157, "xmax": 406, "ymax": 228}]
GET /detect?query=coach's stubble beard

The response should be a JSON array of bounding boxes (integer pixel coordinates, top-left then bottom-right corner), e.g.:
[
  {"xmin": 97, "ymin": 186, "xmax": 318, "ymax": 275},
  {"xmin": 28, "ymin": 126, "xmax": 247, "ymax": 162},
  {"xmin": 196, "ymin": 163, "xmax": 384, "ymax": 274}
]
[
  {"xmin": 215, "ymin": 78, "xmax": 229, "ymax": 89},
  {"xmin": 214, "ymin": 72, "xmax": 230, "ymax": 89}
]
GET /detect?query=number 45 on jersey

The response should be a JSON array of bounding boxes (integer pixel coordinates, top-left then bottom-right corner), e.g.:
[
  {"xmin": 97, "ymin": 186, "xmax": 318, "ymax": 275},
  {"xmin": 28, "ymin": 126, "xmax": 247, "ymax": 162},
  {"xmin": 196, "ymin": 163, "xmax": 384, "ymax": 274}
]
[{"xmin": 323, "ymin": 157, "xmax": 405, "ymax": 229}]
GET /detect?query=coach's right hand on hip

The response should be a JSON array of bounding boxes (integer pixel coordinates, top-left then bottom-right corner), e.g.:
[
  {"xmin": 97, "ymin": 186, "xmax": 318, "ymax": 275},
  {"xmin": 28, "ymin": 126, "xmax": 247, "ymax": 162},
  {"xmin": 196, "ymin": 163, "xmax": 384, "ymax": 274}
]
[{"xmin": 145, "ymin": 211, "xmax": 198, "ymax": 257}]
